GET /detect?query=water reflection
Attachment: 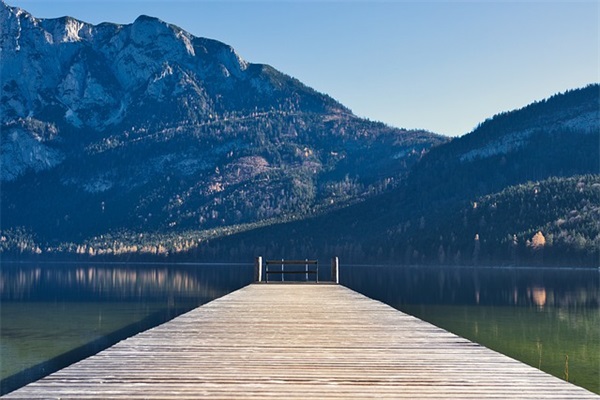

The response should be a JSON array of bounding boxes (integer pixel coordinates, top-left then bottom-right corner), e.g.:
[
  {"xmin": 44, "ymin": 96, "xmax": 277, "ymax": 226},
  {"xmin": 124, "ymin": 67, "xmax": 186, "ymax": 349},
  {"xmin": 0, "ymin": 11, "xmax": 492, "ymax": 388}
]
[
  {"xmin": 1, "ymin": 263, "xmax": 252, "ymax": 301},
  {"xmin": 341, "ymin": 265, "xmax": 599, "ymax": 309},
  {"xmin": 342, "ymin": 265, "xmax": 600, "ymax": 394},
  {"xmin": 0, "ymin": 262, "xmax": 253, "ymax": 395},
  {"xmin": 529, "ymin": 286, "xmax": 547, "ymax": 308}
]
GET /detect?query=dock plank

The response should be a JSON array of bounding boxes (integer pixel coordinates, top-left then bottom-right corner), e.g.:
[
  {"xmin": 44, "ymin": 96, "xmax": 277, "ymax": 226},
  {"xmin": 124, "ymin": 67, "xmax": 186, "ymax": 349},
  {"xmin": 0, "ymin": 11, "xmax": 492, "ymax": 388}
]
[{"xmin": 4, "ymin": 284, "xmax": 598, "ymax": 398}]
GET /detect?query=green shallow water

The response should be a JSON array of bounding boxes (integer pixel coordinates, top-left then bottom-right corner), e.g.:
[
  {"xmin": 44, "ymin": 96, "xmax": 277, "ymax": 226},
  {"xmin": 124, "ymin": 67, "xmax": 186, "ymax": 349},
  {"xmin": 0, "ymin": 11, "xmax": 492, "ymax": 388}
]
[
  {"xmin": 2, "ymin": 263, "xmax": 598, "ymax": 395},
  {"xmin": 0, "ymin": 301, "xmax": 173, "ymax": 379},
  {"xmin": 0, "ymin": 262, "xmax": 253, "ymax": 394},
  {"xmin": 343, "ymin": 265, "xmax": 600, "ymax": 394},
  {"xmin": 402, "ymin": 304, "xmax": 600, "ymax": 394}
]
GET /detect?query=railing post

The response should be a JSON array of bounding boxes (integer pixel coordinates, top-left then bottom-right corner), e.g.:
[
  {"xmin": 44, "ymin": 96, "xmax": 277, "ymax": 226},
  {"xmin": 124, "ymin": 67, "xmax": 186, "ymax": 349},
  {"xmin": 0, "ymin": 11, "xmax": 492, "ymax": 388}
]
[
  {"xmin": 316, "ymin": 260, "xmax": 319, "ymax": 283},
  {"xmin": 331, "ymin": 256, "xmax": 339, "ymax": 284},
  {"xmin": 305, "ymin": 259, "xmax": 309, "ymax": 282},
  {"xmin": 255, "ymin": 256, "xmax": 263, "ymax": 282}
]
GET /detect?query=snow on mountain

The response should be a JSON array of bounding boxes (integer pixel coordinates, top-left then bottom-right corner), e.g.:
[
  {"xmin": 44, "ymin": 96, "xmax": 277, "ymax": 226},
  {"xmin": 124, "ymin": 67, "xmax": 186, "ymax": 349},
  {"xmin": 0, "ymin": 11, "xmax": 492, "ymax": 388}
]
[
  {"xmin": 1, "ymin": 120, "xmax": 64, "ymax": 181},
  {"xmin": 459, "ymin": 89, "xmax": 600, "ymax": 163},
  {"xmin": 0, "ymin": 0, "xmax": 350, "ymax": 183},
  {"xmin": 0, "ymin": 1, "xmax": 278, "ymax": 131},
  {"xmin": 459, "ymin": 129, "xmax": 535, "ymax": 162},
  {"xmin": 460, "ymin": 109, "xmax": 599, "ymax": 162},
  {"xmin": 1, "ymin": 0, "xmax": 445, "ymax": 242}
]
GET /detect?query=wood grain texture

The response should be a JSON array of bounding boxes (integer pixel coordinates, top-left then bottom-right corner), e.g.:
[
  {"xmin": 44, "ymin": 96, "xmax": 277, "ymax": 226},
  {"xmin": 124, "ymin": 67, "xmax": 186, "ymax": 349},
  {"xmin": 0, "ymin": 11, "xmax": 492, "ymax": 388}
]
[{"xmin": 4, "ymin": 284, "xmax": 598, "ymax": 399}]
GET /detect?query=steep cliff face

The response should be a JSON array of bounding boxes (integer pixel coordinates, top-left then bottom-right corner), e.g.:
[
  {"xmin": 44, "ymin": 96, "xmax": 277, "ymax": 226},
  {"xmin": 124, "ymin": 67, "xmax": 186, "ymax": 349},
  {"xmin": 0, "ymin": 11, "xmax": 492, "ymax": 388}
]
[
  {"xmin": 0, "ymin": 2, "xmax": 346, "ymax": 134},
  {"xmin": 0, "ymin": 1, "xmax": 445, "ymax": 242}
]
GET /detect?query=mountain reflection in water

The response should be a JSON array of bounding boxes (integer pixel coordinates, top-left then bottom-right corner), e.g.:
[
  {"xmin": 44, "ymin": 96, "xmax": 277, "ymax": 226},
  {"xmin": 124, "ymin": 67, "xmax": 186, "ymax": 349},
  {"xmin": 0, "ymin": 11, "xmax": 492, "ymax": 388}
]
[
  {"xmin": 341, "ymin": 265, "xmax": 599, "ymax": 309},
  {"xmin": 0, "ymin": 262, "xmax": 253, "ymax": 395},
  {"xmin": 1, "ymin": 263, "xmax": 253, "ymax": 301}
]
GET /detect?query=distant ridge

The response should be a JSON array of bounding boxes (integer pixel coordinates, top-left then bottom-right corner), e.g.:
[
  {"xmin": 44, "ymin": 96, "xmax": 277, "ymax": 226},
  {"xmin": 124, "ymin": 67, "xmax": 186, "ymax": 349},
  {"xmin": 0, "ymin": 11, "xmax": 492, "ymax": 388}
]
[{"xmin": 188, "ymin": 85, "xmax": 600, "ymax": 267}]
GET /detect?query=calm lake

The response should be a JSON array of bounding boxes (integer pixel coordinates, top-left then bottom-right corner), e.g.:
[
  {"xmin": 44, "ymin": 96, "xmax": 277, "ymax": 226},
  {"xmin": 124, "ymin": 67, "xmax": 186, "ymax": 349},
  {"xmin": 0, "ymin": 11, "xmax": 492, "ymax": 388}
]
[
  {"xmin": 342, "ymin": 265, "xmax": 600, "ymax": 394},
  {"xmin": 1, "ymin": 262, "xmax": 598, "ymax": 395},
  {"xmin": 0, "ymin": 262, "xmax": 254, "ymax": 394}
]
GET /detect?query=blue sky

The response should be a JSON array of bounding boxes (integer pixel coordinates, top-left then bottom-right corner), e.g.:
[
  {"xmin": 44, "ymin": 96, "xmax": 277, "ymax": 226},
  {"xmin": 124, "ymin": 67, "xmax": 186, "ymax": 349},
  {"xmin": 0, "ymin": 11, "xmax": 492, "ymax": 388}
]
[{"xmin": 8, "ymin": 1, "xmax": 599, "ymax": 137}]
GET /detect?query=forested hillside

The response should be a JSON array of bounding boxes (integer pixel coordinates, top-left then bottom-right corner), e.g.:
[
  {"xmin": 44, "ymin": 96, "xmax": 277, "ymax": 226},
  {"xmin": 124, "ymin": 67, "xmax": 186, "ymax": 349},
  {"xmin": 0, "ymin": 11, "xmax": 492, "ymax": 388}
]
[
  {"xmin": 180, "ymin": 86, "xmax": 600, "ymax": 267},
  {"xmin": 1, "ymin": 2, "xmax": 597, "ymax": 267},
  {"xmin": 0, "ymin": 1, "xmax": 443, "ymax": 250},
  {"xmin": 381, "ymin": 175, "xmax": 600, "ymax": 267},
  {"xmin": 403, "ymin": 84, "xmax": 599, "ymax": 211}
]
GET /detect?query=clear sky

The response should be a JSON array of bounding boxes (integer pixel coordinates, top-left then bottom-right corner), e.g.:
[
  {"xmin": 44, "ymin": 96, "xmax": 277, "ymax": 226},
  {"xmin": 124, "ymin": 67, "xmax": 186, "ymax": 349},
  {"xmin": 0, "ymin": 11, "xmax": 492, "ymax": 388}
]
[{"xmin": 7, "ymin": 0, "xmax": 599, "ymax": 137}]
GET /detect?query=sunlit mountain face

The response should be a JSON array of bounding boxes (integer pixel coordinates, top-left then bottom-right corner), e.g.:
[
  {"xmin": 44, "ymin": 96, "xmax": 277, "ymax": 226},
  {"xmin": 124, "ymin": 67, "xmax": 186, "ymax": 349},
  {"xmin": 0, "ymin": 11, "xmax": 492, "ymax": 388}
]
[
  {"xmin": 1, "ymin": 1, "xmax": 597, "ymax": 267},
  {"xmin": 0, "ymin": 0, "xmax": 445, "ymax": 252}
]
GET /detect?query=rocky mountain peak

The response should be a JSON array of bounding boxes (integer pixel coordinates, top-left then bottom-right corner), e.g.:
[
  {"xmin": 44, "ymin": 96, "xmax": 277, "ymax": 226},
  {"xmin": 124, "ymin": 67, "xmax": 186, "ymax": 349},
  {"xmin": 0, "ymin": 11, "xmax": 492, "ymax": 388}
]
[
  {"xmin": 1, "ymin": 1, "xmax": 444, "ymax": 244},
  {"xmin": 0, "ymin": 0, "xmax": 25, "ymax": 53},
  {"xmin": 0, "ymin": 2, "xmax": 340, "ymax": 128}
]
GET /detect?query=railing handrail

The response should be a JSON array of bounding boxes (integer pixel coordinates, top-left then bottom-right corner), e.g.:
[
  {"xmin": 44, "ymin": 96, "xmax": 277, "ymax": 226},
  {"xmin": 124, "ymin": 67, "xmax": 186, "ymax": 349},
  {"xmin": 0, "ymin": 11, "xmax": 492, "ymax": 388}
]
[
  {"xmin": 260, "ymin": 258, "xmax": 319, "ymax": 283},
  {"xmin": 265, "ymin": 259, "xmax": 318, "ymax": 265},
  {"xmin": 254, "ymin": 256, "xmax": 339, "ymax": 284}
]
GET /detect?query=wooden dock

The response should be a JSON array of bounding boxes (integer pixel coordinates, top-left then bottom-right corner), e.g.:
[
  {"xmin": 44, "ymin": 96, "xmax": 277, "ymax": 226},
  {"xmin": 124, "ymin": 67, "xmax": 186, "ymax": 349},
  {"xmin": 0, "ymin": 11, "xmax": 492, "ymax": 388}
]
[{"xmin": 4, "ymin": 284, "xmax": 598, "ymax": 399}]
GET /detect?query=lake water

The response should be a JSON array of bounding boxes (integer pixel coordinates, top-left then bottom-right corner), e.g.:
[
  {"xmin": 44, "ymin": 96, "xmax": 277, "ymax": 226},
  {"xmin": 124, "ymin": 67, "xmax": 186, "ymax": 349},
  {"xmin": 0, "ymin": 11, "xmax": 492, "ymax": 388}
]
[
  {"xmin": 342, "ymin": 265, "xmax": 600, "ymax": 394},
  {"xmin": 0, "ymin": 262, "xmax": 254, "ymax": 394},
  {"xmin": 1, "ymin": 262, "xmax": 598, "ymax": 395}
]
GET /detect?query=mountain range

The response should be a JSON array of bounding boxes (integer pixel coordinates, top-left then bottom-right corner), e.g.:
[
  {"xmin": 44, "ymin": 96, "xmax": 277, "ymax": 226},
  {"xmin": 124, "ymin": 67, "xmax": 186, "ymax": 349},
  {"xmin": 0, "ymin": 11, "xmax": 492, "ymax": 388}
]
[
  {"xmin": 1, "ymin": 1, "xmax": 598, "ymax": 267},
  {"xmin": 0, "ymin": 0, "xmax": 444, "ymax": 243},
  {"xmin": 195, "ymin": 86, "xmax": 599, "ymax": 267}
]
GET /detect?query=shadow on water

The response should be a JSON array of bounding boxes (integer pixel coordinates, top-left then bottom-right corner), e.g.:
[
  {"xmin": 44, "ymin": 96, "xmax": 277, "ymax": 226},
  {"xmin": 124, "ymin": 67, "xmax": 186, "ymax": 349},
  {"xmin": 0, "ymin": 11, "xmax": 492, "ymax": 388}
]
[{"xmin": 0, "ymin": 262, "xmax": 254, "ymax": 395}]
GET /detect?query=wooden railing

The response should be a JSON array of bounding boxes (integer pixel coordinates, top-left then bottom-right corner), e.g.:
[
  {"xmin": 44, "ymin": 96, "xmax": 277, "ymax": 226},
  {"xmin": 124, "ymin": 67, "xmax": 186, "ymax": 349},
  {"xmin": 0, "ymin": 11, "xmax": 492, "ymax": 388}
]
[
  {"xmin": 255, "ymin": 256, "xmax": 339, "ymax": 283},
  {"xmin": 267, "ymin": 259, "xmax": 318, "ymax": 283}
]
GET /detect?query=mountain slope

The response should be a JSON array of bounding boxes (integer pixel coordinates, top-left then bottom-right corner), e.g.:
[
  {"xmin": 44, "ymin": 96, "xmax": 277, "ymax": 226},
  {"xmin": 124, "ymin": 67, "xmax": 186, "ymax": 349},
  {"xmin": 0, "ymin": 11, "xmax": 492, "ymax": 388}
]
[
  {"xmin": 0, "ymin": 1, "xmax": 445, "ymax": 245},
  {"xmin": 404, "ymin": 84, "xmax": 599, "ymax": 209},
  {"xmin": 187, "ymin": 86, "xmax": 600, "ymax": 267}
]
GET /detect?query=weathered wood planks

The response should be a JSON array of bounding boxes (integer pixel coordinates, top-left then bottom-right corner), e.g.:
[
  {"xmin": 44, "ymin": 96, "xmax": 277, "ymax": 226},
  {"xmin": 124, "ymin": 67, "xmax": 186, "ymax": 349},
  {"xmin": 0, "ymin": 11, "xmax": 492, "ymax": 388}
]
[{"xmin": 4, "ymin": 284, "xmax": 598, "ymax": 398}]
